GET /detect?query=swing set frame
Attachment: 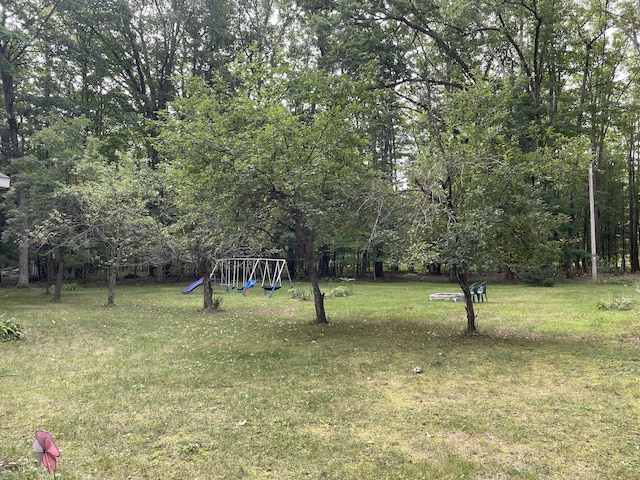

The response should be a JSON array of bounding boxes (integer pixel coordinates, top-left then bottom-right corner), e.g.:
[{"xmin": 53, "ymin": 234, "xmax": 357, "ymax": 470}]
[{"xmin": 210, "ymin": 258, "xmax": 293, "ymax": 297}]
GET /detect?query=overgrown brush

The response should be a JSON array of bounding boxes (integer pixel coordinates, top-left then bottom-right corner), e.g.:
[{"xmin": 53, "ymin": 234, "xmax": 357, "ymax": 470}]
[
  {"xmin": 326, "ymin": 285, "xmax": 354, "ymax": 298},
  {"xmin": 0, "ymin": 316, "xmax": 26, "ymax": 341},
  {"xmin": 291, "ymin": 287, "xmax": 314, "ymax": 301},
  {"xmin": 598, "ymin": 297, "xmax": 634, "ymax": 311},
  {"xmin": 518, "ymin": 264, "xmax": 557, "ymax": 286}
]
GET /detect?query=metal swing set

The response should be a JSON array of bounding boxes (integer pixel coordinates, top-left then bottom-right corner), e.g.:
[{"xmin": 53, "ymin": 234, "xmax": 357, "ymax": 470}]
[{"xmin": 211, "ymin": 258, "xmax": 293, "ymax": 297}]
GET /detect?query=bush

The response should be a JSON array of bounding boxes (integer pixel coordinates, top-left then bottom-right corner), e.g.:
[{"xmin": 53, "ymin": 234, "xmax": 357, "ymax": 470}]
[
  {"xmin": 598, "ymin": 297, "xmax": 634, "ymax": 311},
  {"xmin": 518, "ymin": 264, "xmax": 557, "ymax": 286},
  {"xmin": 291, "ymin": 287, "xmax": 314, "ymax": 301},
  {"xmin": 326, "ymin": 285, "xmax": 354, "ymax": 298},
  {"xmin": 0, "ymin": 317, "xmax": 27, "ymax": 342}
]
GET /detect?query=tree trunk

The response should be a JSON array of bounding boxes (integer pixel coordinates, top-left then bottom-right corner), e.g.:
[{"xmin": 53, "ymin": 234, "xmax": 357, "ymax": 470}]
[
  {"xmin": 374, "ymin": 251, "xmax": 383, "ymax": 280},
  {"xmin": 106, "ymin": 246, "xmax": 122, "ymax": 306},
  {"xmin": 320, "ymin": 246, "xmax": 330, "ymax": 277},
  {"xmin": 44, "ymin": 254, "xmax": 54, "ymax": 295},
  {"xmin": 1, "ymin": 71, "xmax": 19, "ymax": 154},
  {"xmin": 628, "ymin": 135, "xmax": 640, "ymax": 272},
  {"xmin": 106, "ymin": 265, "xmax": 117, "ymax": 306},
  {"xmin": 310, "ymin": 270, "xmax": 327, "ymax": 324},
  {"xmin": 2, "ymin": 69, "xmax": 29, "ymax": 288},
  {"xmin": 53, "ymin": 250, "xmax": 65, "ymax": 302},
  {"xmin": 202, "ymin": 257, "xmax": 216, "ymax": 311},
  {"xmin": 454, "ymin": 267, "xmax": 476, "ymax": 333},
  {"xmin": 16, "ymin": 200, "xmax": 30, "ymax": 288},
  {"xmin": 295, "ymin": 222, "xmax": 327, "ymax": 324}
]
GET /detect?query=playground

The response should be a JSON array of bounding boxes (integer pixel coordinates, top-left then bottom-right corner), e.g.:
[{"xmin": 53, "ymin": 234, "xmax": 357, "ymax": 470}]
[
  {"xmin": 1, "ymin": 280, "xmax": 639, "ymax": 479},
  {"xmin": 181, "ymin": 258, "xmax": 293, "ymax": 297}
]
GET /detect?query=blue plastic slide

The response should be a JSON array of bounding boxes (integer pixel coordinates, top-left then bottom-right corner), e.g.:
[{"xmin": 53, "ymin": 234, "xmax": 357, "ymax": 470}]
[{"xmin": 181, "ymin": 277, "xmax": 203, "ymax": 294}]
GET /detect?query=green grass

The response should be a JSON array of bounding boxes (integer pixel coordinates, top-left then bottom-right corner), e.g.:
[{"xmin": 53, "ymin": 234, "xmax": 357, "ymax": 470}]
[{"xmin": 1, "ymin": 280, "xmax": 640, "ymax": 479}]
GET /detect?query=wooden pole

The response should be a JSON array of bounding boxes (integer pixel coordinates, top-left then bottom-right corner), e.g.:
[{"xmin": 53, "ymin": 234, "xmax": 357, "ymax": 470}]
[{"xmin": 589, "ymin": 163, "xmax": 598, "ymax": 283}]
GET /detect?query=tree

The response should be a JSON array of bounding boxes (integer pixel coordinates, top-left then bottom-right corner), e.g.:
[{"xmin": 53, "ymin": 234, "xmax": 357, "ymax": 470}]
[
  {"xmin": 156, "ymin": 167, "xmax": 255, "ymax": 311},
  {"xmin": 14, "ymin": 116, "xmax": 92, "ymax": 300},
  {"xmin": 409, "ymin": 80, "xmax": 566, "ymax": 332},
  {"xmin": 160, "ymin": 63, "xmax": 377, "ymax": 323},
  {"xmin": 1, "ymin": 0, "xmax": 58, "ymax": 287},
  {"xmin": 46, "ymin": 148, "xmax": 161, "ymax": 306},
  {"xmin": 60, "ymin": 0, "xmax": 234, "ymax": 162}
]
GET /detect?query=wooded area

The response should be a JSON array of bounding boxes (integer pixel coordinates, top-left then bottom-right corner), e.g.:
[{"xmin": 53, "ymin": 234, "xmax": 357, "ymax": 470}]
[{"xmin": 1, "ymin": 0, "xmax": 639, "ymax": 327}]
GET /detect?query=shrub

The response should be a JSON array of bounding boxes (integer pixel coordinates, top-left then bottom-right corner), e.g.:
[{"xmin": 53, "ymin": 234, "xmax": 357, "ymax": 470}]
[
  {"xmin": 0, "ymin": 317, "xmax": 27, "ymax": 342},
  {"xmin": 326, "ymin": 285, "xmax": 354, "ymax": 298},
  {"xmin": 601, "ymin": 275, "xmax": 635, "ymax": 286},
  {"xmin": 598, "ymin": 297, "xmax": 634, "ymax": 311},
  {"xmin": 291, "ymin": 287, "xmax": 314, "ymax": 301},
  {"xmin": 62, "ymin": 282, "xmax": 82, "ymax": 291},
  {"xmin": 518, "ymin": 264, "xmax": 557, "ymax": 286}
]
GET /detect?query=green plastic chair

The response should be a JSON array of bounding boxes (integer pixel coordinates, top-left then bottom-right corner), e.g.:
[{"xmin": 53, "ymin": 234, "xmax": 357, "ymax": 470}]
[
  {"xmin": 475, "ymin": 282, "xmax": 487, "ymax": 302},
  {"xmin": 470, "ymin": 282, "xmax": 480, "ymax": 302}
]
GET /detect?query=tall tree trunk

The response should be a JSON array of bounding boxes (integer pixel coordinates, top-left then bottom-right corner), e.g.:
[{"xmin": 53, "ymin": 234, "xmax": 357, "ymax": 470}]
[
  {"xmin": 44, "ymin": 253, "xmax": 54, "ymax": 295},
  {"xmin": 53, "ymin": 248, "xmax": 65, "ymax": 302},
  {"xmin": 106, "ymin": 246, "xmax": 122, "ymax": 306},
  {"xmin": 2, "ymin": 70, "xmax": 29, "ymax": 287},
  {"xmin": 1, "ymin": 71, "xmax": 18, "ymax": 153},
  {"xmin": 374, "ymin": 245, "xmax": 383, "ymax": 280},
  {"xmin": 628, "ymin": 132, "xmax": 640, "ymax": 271},
  {"xmin": 16, "ymin": 188, "xmax": 29, "ymax": 287},
  {"xmin": 320, "ymin": 245, "xmax": 330, "ymax": 277}
]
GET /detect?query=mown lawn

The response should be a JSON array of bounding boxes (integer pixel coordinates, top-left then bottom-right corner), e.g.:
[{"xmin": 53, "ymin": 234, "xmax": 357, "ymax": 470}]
[{"xmin": 1, "ymin": 279, "xmax": 639, "ymax": 479}]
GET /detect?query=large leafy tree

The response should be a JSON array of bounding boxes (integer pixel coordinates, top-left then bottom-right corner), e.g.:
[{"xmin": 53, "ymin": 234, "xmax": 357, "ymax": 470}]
[
  {"xmin": 59, "ymin": 0, "xmax": 236, "ymax": 163},
  {"xmin": 156, "ymin": 145, "xmax": 255, "ymax": 310},
  {"xmin": 0, "ymin": 0, "xmax": 58, "ymax": 286},
  {"xmin": 409, "ymin": 80, "xmax": 568, "ymax": 332},
  {"xmin": 161, "ymin": 62, "xmax": 378, "ymax": 323},
  {"xmin": 14, "ymin": 116, "xmax": 92, "ymax": 300}
]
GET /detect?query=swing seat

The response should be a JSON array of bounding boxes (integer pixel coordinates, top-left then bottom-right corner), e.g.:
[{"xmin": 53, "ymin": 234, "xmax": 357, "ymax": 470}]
[
  {"xmin": 262, "ymin": 285, "xmax": 281, "ymax": 292},
  {"xmin": 241, "ymin": 279, "xmax": 257, "ymax": 294}
]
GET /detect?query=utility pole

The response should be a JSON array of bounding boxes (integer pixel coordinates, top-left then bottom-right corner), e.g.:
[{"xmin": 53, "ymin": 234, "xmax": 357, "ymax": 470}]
[{"xmin": 589, "ymin": 163, "xmax": 597, "ymax": 283}]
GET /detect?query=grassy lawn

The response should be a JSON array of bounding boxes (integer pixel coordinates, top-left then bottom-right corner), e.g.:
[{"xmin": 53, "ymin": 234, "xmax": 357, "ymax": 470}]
[{"xmin": 1, "ymin": 279, "xmax": 640, "ymax": 479}]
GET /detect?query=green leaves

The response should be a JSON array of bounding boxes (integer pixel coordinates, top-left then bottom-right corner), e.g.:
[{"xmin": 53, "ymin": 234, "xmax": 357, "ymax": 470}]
[
  {"xmin": 162, "ymin": 63, "xmax": 373, "ymax": 236},
  {"xmin": 0, "ymin": 315, "xmax": 26, "ymax": 342},
  {"xmin": 409, "ymin": 78, "xmax": 568, "ymax": 279}
]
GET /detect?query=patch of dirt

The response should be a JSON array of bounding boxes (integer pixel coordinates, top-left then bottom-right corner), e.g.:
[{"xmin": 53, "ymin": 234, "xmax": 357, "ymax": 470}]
[{"xmin": 628, "ymin": 337, "xmax": 640, "ymax": 348}]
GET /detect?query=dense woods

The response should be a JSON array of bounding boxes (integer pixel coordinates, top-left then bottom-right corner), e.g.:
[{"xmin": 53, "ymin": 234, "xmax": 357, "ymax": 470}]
[{"xmin": 1, "ymin": 0, "xmax": 639, "ymax": 326}]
